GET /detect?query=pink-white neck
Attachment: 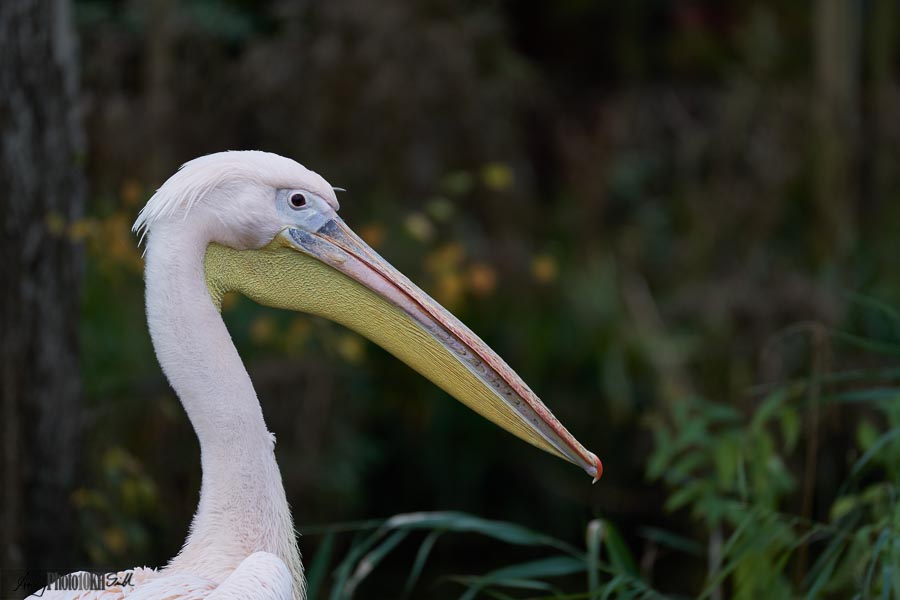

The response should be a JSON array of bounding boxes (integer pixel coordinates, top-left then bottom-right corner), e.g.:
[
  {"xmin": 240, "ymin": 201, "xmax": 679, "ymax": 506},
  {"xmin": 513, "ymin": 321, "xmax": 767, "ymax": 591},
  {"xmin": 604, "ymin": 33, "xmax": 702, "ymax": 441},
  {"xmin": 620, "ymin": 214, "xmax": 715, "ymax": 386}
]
[{"xmin": 143, "ymin": 221, "xmax": 305, "ymax": 599}]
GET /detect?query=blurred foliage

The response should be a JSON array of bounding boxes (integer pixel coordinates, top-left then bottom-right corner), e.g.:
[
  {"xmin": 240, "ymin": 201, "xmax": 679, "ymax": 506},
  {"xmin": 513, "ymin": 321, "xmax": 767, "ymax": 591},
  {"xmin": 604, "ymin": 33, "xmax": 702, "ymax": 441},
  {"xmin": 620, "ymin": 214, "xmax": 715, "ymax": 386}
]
[
  {"xmin": 295, "ymin": 329, "xmax": 900, "ymax": 598},
  {"xmin": 57, "ymin": 0, "xmax": 900, "ymax": 597}
]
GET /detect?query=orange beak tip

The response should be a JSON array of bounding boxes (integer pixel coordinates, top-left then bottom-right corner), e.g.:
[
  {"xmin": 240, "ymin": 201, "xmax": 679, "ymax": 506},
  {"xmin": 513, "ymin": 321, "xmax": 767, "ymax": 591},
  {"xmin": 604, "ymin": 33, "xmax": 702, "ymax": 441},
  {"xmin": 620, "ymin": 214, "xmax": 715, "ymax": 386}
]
[{"xmin": 590, "ymin": 454, "xmax": 603, "ymax": 484}]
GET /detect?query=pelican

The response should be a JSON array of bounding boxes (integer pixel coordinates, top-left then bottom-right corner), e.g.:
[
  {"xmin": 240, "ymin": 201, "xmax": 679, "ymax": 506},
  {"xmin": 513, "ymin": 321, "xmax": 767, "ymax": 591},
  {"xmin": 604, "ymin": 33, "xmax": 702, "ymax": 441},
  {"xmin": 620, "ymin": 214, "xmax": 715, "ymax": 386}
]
[{"xmin": 32, "ymin": 151, "xmax": 601, "ymax": 599}]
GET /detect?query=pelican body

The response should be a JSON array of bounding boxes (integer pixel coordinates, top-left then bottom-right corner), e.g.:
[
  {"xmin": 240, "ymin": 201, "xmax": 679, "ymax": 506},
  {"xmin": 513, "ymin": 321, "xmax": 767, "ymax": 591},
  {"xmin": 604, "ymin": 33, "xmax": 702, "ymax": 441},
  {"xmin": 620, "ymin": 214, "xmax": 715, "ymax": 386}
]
[{"xmin": 32, "ymin": 151, "xmax": 600, "ymax": 599}]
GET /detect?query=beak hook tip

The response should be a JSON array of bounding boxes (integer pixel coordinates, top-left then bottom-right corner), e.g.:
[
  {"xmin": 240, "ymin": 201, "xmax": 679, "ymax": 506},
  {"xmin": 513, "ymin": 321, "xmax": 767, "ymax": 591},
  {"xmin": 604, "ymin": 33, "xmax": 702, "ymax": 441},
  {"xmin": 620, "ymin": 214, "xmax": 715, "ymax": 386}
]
[{"xmin": 588, "ymin": 453, "xmax": 603, "ymax": 484}]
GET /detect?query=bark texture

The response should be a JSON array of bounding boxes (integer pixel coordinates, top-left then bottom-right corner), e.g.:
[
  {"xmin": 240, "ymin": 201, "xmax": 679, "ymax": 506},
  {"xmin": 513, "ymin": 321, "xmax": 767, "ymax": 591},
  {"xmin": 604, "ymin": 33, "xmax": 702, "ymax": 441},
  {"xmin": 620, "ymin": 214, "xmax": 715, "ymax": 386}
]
[{"xmin": 0, "ymin": 0, "xmax": 86, "ymax": 570}]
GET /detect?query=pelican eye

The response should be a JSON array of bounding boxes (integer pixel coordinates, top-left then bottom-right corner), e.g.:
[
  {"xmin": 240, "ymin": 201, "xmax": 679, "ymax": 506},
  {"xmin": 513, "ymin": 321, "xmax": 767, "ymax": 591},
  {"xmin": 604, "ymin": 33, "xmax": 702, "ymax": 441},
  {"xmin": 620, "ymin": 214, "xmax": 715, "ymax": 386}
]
[{"xmin": 289, "ymin": 193, "xmax": 307, "ymax": 209}]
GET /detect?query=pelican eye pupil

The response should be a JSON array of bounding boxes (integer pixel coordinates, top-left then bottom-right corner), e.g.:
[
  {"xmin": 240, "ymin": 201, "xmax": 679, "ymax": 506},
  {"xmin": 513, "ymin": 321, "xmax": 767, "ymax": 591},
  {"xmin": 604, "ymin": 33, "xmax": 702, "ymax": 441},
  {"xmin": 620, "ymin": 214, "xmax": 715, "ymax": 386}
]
[{"xmin": 289, "ymin": 193, "xmax": 307, "ymax": 208}]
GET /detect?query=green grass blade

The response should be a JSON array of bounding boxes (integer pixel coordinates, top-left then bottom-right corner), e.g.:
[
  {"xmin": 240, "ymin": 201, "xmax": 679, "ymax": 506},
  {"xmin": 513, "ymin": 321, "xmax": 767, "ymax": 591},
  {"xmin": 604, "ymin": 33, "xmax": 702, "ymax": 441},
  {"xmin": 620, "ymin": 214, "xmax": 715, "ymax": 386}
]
[
  {"xmin": 881, "ymin": 563, "xmax": 893, "ymax": 600},
  {"xmin": 828, "ymin": 388, "xmax": 900, "ymax": 406},
  {"xmin": 453, "ymin": 575, "xmax": 559, "ymax": 600},
  {"xmin": 864, "ymin": 528, "xmax": 891, "ymax": 598},
  {"xmin": 488, "ymin": 556, "xmax": 586, "ymax": 580},
  {"xmin": 453, "ymin": 557, "xmax": 583, "ymax": 600},
  {"xmin": 831, "ymin": 331, "xmax": 900, "ymax": 358},
  {"xmin": 851, "ymin": 428, "xmax": 900, "ymax": 477},
  {"xmin": 600, "ymin": 574, "xmax": 626, "ymax": 600},
  {"xmin": 403, "ymin": 530, "xmax": 443, "ymax": 597},
  {"xmin": 638, "ymin": 527, "xmax": 703, "ymax": 556},
  {"xmin": 586, "ymin": 520, "xmax": 604, "ymax": 599},
  {"xmin": 603, "ymin": 523, "xmax": 639, "ymax": 577},
  {"xmin": 804, "ymin": 525, "xmax": 850, "ymax": 598},
  {"xmin": 483, "ymin": 590, "xmax": 520, "ymax": 600},
  {"xmin": 305, "ymin": 532, "xmax": 335, "ymax": 600},
  {"xmin": 845, "ymin": 292, "xmax": 900, "ymax": 326},
  {"xmin": 343, "ymin": 529, "xmax": 409, "ymax": 597},
  {"xmin": 384, "ymin": 511, "xmax": 578, "ymax": 555},
  {"xmin": 301, "ymin": 518, "xmax": 386, "ymax": 536},
  {"xmin": 330, "ymin": 530, "xmax": 387, "ymax": 600}
]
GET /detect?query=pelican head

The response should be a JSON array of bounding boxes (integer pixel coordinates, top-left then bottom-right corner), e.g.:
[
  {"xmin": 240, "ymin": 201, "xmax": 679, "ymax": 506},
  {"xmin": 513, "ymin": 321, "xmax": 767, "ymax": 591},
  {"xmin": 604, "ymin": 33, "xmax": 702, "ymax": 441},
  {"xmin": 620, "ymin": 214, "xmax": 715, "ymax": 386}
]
[{"xmin": 135, "ymin": 150, "xmax": 601, "ymax": 481}]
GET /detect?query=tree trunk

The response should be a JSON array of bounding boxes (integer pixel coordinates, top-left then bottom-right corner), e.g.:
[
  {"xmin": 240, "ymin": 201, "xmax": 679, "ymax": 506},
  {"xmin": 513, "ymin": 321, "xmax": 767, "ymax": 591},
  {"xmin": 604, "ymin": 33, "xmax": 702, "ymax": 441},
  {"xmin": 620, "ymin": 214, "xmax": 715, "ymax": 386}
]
[
  {"xmin": 0, "ymin": 0, "xmax": 86, "ymax": 571},
  {"xmin": 813, "ymin": 0, "xmax": 860, "ymax": 263}
]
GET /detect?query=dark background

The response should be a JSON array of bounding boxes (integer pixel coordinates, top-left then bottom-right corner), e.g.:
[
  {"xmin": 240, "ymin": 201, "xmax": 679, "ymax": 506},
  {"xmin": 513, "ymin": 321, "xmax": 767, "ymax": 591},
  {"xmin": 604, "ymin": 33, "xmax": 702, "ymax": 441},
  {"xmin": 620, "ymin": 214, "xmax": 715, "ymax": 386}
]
[{"xmin": 2, "ymin": 1, "xmax": 899, "ymax": 598}]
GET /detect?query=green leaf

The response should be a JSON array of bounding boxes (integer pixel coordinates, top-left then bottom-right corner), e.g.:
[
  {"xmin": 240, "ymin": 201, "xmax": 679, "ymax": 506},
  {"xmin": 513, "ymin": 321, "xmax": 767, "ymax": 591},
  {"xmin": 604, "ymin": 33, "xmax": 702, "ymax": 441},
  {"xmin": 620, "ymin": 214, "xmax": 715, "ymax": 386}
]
[
  {"xmin": 454, "ymin": 557, "xmax": 584, "ymax": 600},
  {"xmin": 586, "ymin": 520, "xmax": 604, "ymax": 599},
  {"xmin": 639, "ymin": 527, "xmax": 703, "ymax": 556},
  {"xmin": 305, "ymin": 532, "xmax": 335, "ymax": 600},
  {"xmin": 779, "ymin": 407, "xmax": 800, "ymax": 451},
  {"xmin": 603, "ymin": 523, "xmax": 639, "ymax": 577},
  {"xmin": 665, "ymin": 481, "xmax": 702, "ymax": 512},
  {"xmin": 301, "ymin": 517, "xmax": 387, "ymax": 536},
  {"xmin": 864, "ymin": 529, "xmax": 891, "ymax": 597},
  {"xmin": 669, "ymin": 451, "xmax": 707, "ymax": 480},
  {"xmin": 751, "ymin": 389, "xmax": 788, "ymax": 432},
  {"xmin": 882, "ymin": 563, "xmax": 894, "ymax": 600},
  {"xmin": 846, "ymin": 292, "xmax": 900, "ymax": 327},
  {"xmin": 712, "ymin": 437, "xmax": 741, "ymax": 489},
  {"xmin": 831, "ymin": 388, "xmax": 900, "ymax": 406},
  {"xmin": 832, "ymin": 331, "xmax": 900, "ymax": 358},
  {"xmin": 403, "ymin": 530, "xmax": 442, "ymax": 597},
  {"xmin": 705, "ymin": 402, "xmax": 741, "ymax": 424},
  {"xmin": 454, "ymin": 575, "xmax": 558, "ymax": 600},
  {"xmin": 804, "ymin": 537, "xmax": 843, "ymax": 600},
  {"xmin": 330, "ymin": 530, "xmax": 386, "ymax": 600},
  {"xmin": 857, "ymin": 420, "xmax": 882, "ymax": 451},
  {"xmin": 489, "ymin": 556, "xmax": 586, "ymax": 580},
  {"xmin": 851, "ymin": 427, "xmax": 900, "ymax": 477},
  {"xmin": 599, "ymin": 574, "xmax": 624, "ymax": 600},
  {"xmin": 383, "ymin": 511, "xmax": 573, "ymax": 553},
  {"xmin": 830, "ymin": 495, "xmax": 859, "ymax": 522},
  {"xmin": 343, "ymin": 530, "xmax": 409, "ymax": 596}
]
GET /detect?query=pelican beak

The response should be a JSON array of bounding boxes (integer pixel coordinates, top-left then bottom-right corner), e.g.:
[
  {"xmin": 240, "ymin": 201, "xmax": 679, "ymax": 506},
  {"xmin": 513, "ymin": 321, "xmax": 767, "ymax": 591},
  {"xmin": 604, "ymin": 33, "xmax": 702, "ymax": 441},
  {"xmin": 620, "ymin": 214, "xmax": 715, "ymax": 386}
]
[{"xmin": 205, "ymin": 217, "xmax": 602, "ymax": 482}]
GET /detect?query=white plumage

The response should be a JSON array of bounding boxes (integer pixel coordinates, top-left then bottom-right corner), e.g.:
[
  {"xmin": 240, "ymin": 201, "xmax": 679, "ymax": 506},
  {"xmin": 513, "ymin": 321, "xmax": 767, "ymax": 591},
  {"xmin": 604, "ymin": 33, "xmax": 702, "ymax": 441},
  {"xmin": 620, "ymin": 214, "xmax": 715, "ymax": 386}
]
[{"xmin": 31, "ymin": 152, "xmax": 322, "ymax": 600}]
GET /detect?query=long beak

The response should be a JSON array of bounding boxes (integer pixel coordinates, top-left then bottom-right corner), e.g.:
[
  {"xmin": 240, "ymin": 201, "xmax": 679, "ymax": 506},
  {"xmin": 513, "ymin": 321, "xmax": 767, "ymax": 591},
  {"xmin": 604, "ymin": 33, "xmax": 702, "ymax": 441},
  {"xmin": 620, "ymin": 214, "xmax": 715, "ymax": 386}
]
[{"xmin": 205, "ymin": 216, "xmax": 602, "ymax": 482}]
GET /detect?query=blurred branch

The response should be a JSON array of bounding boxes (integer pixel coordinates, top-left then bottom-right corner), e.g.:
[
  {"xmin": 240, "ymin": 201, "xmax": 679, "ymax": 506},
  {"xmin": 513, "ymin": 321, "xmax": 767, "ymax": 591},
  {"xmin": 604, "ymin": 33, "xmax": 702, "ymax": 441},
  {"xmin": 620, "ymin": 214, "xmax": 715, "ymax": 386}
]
[
  {"xmin": 620, "ymin": 269, "xmax": 695, "ymax": 404},
  {"xmin": 794, "ymin": 323, "xmax": 830, "ymax": 585},
  {"xmin": 813, "ymin": 0, "xmax": 861, "ymax": 262}
]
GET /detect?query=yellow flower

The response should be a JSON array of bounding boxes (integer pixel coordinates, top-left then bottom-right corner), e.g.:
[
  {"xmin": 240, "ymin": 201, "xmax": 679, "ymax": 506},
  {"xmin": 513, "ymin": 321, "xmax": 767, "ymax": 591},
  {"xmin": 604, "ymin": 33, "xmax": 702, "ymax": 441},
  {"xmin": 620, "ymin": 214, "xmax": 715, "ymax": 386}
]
[
  {"xmin": 532, "ymin": 254, "xmax": 558, "ymax": 284},
  {"xmin": 481, "ymin": 162, "xmax": 514, "ymax": 192},
  {"xmin": 120, "ymin": 179, "xmax": 143, "ymax": 207},
  {"xmin": 404, "ymin": 212, "xmax": 435, "ymax": 243},
  {"xmin": 250, "ymin": 315, "xmax": 276, "ymax": 344},
  {"xmin": 336, "ymin": 333, "xmax": 366, "ymax": 364},
  {"xmin": 436, "ymin": 273, "xmax": 464, "ymax": 309},
  {"xmin": 359, "ymin": 222, "xmax": 386, "ymax": 249},
  {"xmin": 467, "ymin": 263, "xmax": 497, "ymax": 296},
  {"xmin": 221, "ymin": 291, "xmax": 239, "ymax": 312},
  {"xmin": 102, "ymin": 527, "xmax": 127, "ymax": 554}
]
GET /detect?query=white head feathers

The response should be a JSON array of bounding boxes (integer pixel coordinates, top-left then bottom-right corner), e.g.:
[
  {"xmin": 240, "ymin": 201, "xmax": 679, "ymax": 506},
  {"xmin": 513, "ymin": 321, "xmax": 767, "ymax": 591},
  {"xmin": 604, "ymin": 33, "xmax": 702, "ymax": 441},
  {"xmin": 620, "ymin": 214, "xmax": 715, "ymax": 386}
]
[{"xmin": 133, "ymin": 151, "xmax": 339, "ymax": 244}]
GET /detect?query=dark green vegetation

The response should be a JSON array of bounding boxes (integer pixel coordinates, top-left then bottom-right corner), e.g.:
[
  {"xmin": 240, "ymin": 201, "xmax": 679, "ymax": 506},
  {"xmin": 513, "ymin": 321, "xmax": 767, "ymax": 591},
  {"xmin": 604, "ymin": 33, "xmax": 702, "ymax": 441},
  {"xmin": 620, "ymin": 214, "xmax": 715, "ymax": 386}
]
[{"xmin": 54, "ymin": 0, "xmax": 900, "ymax": 597}]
